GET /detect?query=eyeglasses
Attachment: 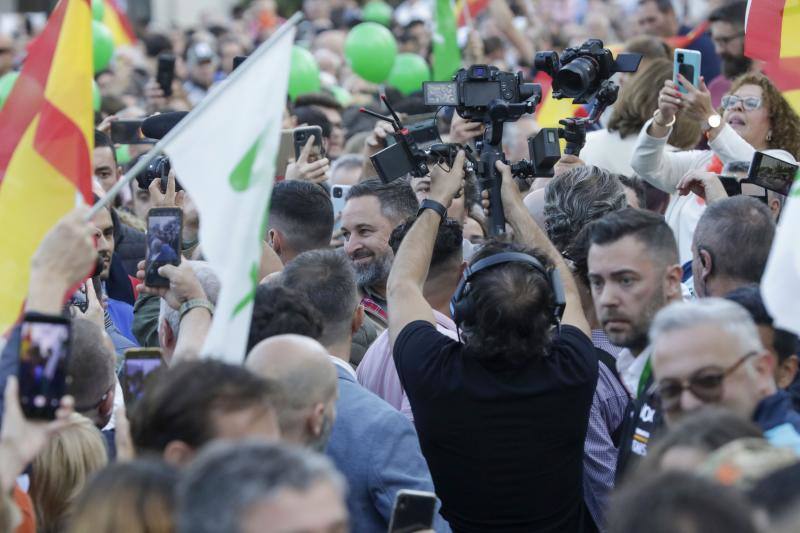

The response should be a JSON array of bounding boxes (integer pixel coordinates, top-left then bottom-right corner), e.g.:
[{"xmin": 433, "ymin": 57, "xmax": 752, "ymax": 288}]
[
  {"xmin": 712, "ymin": 32, "xmax": 745, "ymax": 46},
  {"xmin": 657, "ymin": 351, "xmax": 757, "ymax": 412},
  {"xmin": 721, "ymin": 95, "xmax": 763, "ymax": 111}
]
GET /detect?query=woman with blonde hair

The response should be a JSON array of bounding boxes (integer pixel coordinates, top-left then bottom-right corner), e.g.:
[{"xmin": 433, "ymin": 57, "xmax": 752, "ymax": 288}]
[
  {"xmin": 631, "ymin": 71, "xmax": 800, "ymax": 263},
  {"xmin": 68, "ymin": 460, "xmax": 179, "ymax": 533},
  {"xmin": 29, "ymin": 413, "xmax": 108, "ymax": 533}
]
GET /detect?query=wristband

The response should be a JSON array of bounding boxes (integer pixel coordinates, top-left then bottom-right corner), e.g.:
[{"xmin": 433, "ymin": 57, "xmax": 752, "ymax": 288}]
[
  {"xmin": 417, "ymin": 199, "xmax": 447, "ymax": 222},
  {"xmin": 652, "ymin": 109, "xmax": 676, "ymax": 129},
  {"xmin": 178, "ymin": 298, "xmax": 214, "ymax": 321}
]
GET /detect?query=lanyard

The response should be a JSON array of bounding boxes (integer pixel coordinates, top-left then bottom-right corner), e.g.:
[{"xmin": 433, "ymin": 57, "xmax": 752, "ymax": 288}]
[{"xmin": 637, "ymin": 357, "xmax": 653, "ymax": 399}]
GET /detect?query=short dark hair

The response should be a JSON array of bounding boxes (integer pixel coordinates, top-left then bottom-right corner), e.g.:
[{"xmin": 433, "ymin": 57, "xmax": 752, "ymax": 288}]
[
  {"xmin": 68, "ymin": 318, "xmax": 116, "ymax": 413},
  {"xmin": 617, "ymin": 174, "xmax": 647, "ymax": 210},
  {"xmin": 281, "ymin": 249, "xmax": 358, "ymax": 346},
  {"xmin": 247, "ymin": 284, "xmax": 324, "ymax": 352},
  {"xmin": 389, "ymin": 216, "xmax": 463, "ymax": 276},
  {"xmin": 608, "ymin": 471, "xmax": 759, "ymax": 533},
  {"xmin": 709, "ymin": 1, "xmax": 747, "ymax": 26},
  {"xmin": 130, "ymin": 360, "xmax": 276, "ymax": 454},
  {"xmin": 460, "ymin": 240, "xmax": 556, "ymax": 365},
  {"xmin": 724, "ymin": 285, "xmax": 799, "ymax": 363},
  {"xmin": 694, "ymin": 196, "xmax": 775, "ymax": 285},
  {"xmin": 585, "ymin": 208, "xmax": 679, "ymax": 267},
  {"xmin": 345, "ymin": 178, "xmax": 419, "ymax": 227},
  {"xmin": 294, "ymin": 93, "xmax": 343, "ymax": 112},
  {"xmin": 293, "ymin": 106, "xmax": 332, "ymax": 138},
  {"xmin": 638, "ymin": 0, "xmax": 674, "ymax": 13},
  {"xmin": 94, "ymin": 129, "xmax": 117, "ymax": 163},
  {"xmin": 748, "ymin": 462, "xmax": 800, "ymax": 521},
  {"xmin": 269, "ymin": 181, "xmax": 334, "ymax": 254}
]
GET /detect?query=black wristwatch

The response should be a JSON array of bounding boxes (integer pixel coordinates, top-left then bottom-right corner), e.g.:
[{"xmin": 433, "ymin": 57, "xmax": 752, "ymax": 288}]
[{"xmin": 417, "ymin": 199, "xmax": 447, "ymax": 221}]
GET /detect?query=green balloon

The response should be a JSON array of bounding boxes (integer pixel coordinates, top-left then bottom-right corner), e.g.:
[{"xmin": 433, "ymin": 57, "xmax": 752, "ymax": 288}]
[
  {"xmin": 362, "ymin": 1, "xmax": 393, "ymax": 27},
  {"xmin": 288, "ymin": 46, "xmax": 321, "ymax": 101},
  {"xmin": 387, "ymin": 53, "xmax": 430, "ymax": 96},
  {"xmin": 345, "ymin": 22, "xmax": 397, "ymax": 84},
  {"xmin": 92, "ymin": 0, "xmax": 105, "ymax": 22},
  {"xmin": 329, "ymin": 86, "xmax": 352, "ymax": 107},
  {"xmin": 0, "ymin": 71, "xmax": 19, "ymax": 110},
  {"xmin": 116, "ymin": 144, "xmax": 131, "ymax": 164},
  {"xmin": 92, "ymin": 79, "xmax": 101, "ymax": 112},
  {"xmin": 92, "ymin": 20, "xmax": 114, "ymax": 73}
]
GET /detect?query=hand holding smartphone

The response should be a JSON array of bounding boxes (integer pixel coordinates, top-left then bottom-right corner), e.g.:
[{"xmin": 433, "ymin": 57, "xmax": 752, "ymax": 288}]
[
  {"xmin": 17, "ymin": 316, "xmax": 72, "ymax": 420},
  {"xmin": 121, "ymin": 348, "xmax": 165, "ymax": 406},
  {"xmin": 145, "ymin": 207, "xmax": 183, "ymax": 288},
  {"xmin": 673, "ymin": 48, "xmax": 701, "ymax": 93},
  {"xmin": 293, "ymin": 126, "xmax": 325, "ymax": 163}
]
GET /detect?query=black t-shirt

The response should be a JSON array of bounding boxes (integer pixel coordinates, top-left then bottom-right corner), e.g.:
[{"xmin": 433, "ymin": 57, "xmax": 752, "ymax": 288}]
[{"xmin": 393, "ymin": 321, "xmax": 598, "ymax": 533}]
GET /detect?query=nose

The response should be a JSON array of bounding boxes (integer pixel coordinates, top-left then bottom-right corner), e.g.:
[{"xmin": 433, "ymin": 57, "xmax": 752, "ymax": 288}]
[
  {"xmin": 595, "ymin": 282, "xmax": 621, "ymax": 310},
  {"xmin": 343, "ymin": 233, "xmax": 362, "ymax": 256},
  {"xmin": 679, "ymin": 387, "xmax": 705, "ymax": 415},
  {"xmin": 729, "ymin": 97, "xmax": 746, "ymax": 113}
]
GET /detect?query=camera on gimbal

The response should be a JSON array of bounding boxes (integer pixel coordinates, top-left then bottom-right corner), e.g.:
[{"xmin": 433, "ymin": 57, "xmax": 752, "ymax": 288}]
[
  {"xmin": 534, "ymin": 39, "xmax": 642, "ymax": 103},
  {"xmin": 135, "ymin": 155, "xmax": 183, "ymax": 193},
  {"xmin": 423, "ymin": 65, "xmax": 541, "ymax": 123}
]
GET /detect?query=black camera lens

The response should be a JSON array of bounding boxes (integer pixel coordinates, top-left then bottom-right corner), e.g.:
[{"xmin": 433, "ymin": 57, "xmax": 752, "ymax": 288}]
[
  {"xmin": 555, "ymin": 57, "xmax": 597, "ymax": 99},
  {"xmin": 333, "ymin": 188, "xmax": 342, "ymax": 198},
  {"xmin": 677, "ymin": 53, "xmax": 684, "ymax": 61}
]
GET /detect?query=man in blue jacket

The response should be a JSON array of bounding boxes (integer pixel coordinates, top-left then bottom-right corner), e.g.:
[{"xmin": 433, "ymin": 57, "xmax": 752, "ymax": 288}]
[
  {"xmin": 279, "ymin": 248, "xmax": 449, "ymax": 533},
  {"xmin": 650, "ymin": 298, "xmax": 800, "ymax": 439}
]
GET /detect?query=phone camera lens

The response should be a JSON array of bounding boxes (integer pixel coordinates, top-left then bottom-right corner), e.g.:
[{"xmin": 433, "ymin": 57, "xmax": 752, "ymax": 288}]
[
  {"xmin": 333, "ymin": 189, "xmax": 342, "ymax": 198},
  {"xmin": 677, "ymin": 53, "xmax": 684, "ymax": 61}
]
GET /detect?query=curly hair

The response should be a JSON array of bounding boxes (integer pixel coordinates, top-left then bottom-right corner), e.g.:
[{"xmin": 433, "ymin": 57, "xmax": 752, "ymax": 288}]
[
  {"xmin": 607, "ymin": 58, "xmax": 702, "ymax": 149},
  {"xmin": 726, "ymin": 73, "xmax": 800, "ymax": 158},
  {"xmin": 459, "ymin": 240, "xmax": 556, "ymax": 366}
]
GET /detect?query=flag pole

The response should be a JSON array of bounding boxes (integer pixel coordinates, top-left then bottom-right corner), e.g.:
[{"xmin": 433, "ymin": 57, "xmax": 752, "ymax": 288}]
[{"xmin": 86, "ymin": 12, "xmax": 304, "ymax": 221}]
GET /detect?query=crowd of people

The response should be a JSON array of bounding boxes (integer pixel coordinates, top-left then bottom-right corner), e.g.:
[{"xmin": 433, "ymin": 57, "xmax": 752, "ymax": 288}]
[{"xmin": 2, "ymin": 0, "xmax": 800, "ymax": 531}]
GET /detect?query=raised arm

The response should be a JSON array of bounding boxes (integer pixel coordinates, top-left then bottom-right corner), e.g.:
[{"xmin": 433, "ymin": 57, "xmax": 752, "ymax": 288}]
[
  {"xmin": 387, "ymin": 151, "xmax": 466, "ymax": 346},
  {"xmin": 490, "ymin": 161, "xmax": 591, "ymax": 337}
]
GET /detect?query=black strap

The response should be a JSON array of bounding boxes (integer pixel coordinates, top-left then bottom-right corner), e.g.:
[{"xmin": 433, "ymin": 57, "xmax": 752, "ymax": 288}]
[{"xmin": 417, "ymin": 198, "xmax": 447, "ymax": 221}]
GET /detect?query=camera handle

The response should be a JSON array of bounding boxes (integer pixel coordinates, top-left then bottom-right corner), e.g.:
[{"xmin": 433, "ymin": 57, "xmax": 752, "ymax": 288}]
[
  {"xmin": 558, "ymin": 118, "xmax": 587, "ymax": 156},
  {"xmin": 475, "ymin": 141, "xmax": 507, "ymax": 236}
]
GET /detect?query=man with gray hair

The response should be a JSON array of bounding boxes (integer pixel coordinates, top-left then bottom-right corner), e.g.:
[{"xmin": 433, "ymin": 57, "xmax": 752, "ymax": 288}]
[
  {"xmin": 157, "ymin": 261, "xmax": 221, "ymax": 364},
  {"xmin": 246, "ymin": 335, "xmax": 338, "ymax": 451},
  {"xmin": 691, "ymin": 196, "xmax": 775, "ymax": 298},
  {"xmin": 651, "ymin": 298, "xmax": 800, "ymax": 434},
  {"xmin": 177, "ymin": 441, "xmax": 348, "ymax": 533}
]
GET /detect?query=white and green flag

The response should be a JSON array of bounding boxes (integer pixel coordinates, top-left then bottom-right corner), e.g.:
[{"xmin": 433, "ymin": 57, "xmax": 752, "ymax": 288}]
[{"xmin": 160, "ymin": 20, "xmax": 296, "ymax": 364}]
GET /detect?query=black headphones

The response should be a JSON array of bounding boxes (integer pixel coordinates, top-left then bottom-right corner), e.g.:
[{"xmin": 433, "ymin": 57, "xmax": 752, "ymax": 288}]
[{"xmin": 450, "ymin": 251, "xmax": 567, "ymax": 328}]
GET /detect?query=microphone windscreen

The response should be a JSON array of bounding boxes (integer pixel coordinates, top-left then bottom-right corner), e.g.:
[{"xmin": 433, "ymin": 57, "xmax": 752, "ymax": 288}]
[{"xmin": 141, "ymin": 112, "xmax": 189, "ymax": 140}]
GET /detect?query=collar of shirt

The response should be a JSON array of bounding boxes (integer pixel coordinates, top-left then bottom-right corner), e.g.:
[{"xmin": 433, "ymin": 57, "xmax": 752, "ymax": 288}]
[
  {"xmin": 591, "ymin": 329, "xmax": 622, "ymax": 357},
  {"xmin": 616, "ymin": 345, "xmax": 652, "ymax": 399},
  {"xmin": 329, "ymin": 355, "xmax": 357, "ymax": 380},
  {"xmin": 432, "ymin": 309, "xmax": 457, "ymax": 333}
]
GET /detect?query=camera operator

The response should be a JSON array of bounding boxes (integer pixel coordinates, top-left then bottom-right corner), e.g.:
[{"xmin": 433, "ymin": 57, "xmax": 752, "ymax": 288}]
[{"xmin": 388, "ymin": 151, "xmax": 598, "ymax": 531}]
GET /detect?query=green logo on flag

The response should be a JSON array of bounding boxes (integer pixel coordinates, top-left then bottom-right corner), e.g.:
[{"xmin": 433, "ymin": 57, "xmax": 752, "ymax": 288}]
[
  {"xmin": 232, "ymin": 262, "xmax": 260, "ymax": 318},
  {"xmin": 229, "ymin": 137, "xmax": 263, "ymax": 191}
]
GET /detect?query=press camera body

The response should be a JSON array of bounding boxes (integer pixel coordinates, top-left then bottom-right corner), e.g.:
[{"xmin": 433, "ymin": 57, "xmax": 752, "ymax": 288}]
[{"xmin": 135, "ymin": 155, "xmax": 182, "ymax": 193}]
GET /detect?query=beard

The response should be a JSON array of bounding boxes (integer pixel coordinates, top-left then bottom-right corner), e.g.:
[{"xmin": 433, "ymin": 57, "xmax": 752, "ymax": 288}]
[
  {"xmin": 352, "ymin": 249, "xmax": 393, "ymax": 289},
  {"xmin": 604, "ymin": 290, "xmax": 667, "ymax": 353},
  {"xmin": 721, "ymin": 54, "xmax": 753, "ymax": 80}
]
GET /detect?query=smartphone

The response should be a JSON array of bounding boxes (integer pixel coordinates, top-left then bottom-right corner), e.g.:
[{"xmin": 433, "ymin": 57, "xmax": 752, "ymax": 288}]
[
  {"xmin": 145, "ymin": 207, "xmax": 183, "ymax": 288},
  {"xmin": 388, "ymin": 490, "xmax": 437, "ymax": 533},
  {"xmin": 121, "ymin": 348, "xmax": 165, "ymax": 405},
  {"xmin": 673, "ymin": 48, "xmax": 701, "ymax": 93},
  {"xmin": 232, "ymin": 55, "xmax": 247, "ymax": 71},
  {"xmin": 748, "ymin": 151, "xmax": 798, "ymax": 196},
  {"xmin": 293, "ymin": 126, "xmax": 325, "ymax": 163},
  {"xmin": 157, "ymin": 53, "xmax": 176, "ymax": 98},
  {"xmin": 110, "ymin": 119, "xmax": 155, "ymax": 145},
  {"xmin": 276, "ymin": 129, "xmax": 295, "ymax": 179},
  {"xmin": 331, "ymin": 184, "xmax": 351, "ymax": 231},
  {"xmin": 17, "ymin": 316, "xmax": 71, "ymax": 420}
]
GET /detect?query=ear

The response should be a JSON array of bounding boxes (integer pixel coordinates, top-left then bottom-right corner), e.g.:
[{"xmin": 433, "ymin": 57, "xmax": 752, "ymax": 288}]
[
  {"xmin": 268, "ymin": 229, "xmax": 280, "ymax": 251},
  {"xmin": 769, "ymin": 198, "xmax": 782, "ymax": 219},
  {"xmin": 777, "ymin": 355, "xmax": 799, "ymax": 389},
  {"xmin": 753, "ymin": 351, "xmax": 778, "ymax": 389},
  {"xmin": 698, "ymin": 247, "xmax": 713, "ymax": 281},
  {"xmin": 664, "ymin": 263, "xmax": 684, "ymax": 300},
  {"xmin": 163, "ymin": 440, "xmax": 195, "ymax": 467},
  {"xmin": 116, "ymin": 165, "xmax": 123, "ymax": 180},
  {"xmin": 308, "ymin": 402, "xmax": 326, "ymax": 438},
  {"xmin": 351, "ymin": 304, "xmax": 364, "ymax": 335},
  {"xmin": 98, "ymin": 386, "xmax": 115, "ymax": 418}
]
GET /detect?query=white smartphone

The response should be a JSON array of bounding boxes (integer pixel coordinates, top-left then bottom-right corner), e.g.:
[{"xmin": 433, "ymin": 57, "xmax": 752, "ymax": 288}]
[
  {"xmin": 388, "ymin": 489, "xmax": 437, "ymax": 533},
  {"xmin": 331, "ymin": 184, "xmax": 351, "ymax": 231}
]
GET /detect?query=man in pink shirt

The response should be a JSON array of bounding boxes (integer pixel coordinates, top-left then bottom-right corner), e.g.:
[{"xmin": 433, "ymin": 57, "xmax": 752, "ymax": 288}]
[{"xmin": 357, "ymin": 217, "xmax": 464, "ymax": 420}]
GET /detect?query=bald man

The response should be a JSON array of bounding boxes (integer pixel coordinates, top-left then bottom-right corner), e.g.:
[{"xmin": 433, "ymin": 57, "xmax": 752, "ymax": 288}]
[{"xmin": 246, "ymin": 335, "xmax": 338, "ymax": 452}]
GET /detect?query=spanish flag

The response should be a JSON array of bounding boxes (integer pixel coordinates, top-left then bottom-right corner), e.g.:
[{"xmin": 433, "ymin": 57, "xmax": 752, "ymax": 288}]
[
  {"xmin": 0, "ymin": 0, "xmax": 94, "ymax": 333},
  {"xmin": 533, "ymin": 71, "xmax": 586, "ymax": 130},
  {"xmin": 745, "ymin": 0, "xmax": 800, "ymax": 113},
  {"xmin": 454, "ymin": 0, "xmax": 489, "ymax": 26},
  {"xmin": 103, "ymin": 0, "xmax": 136, "ymax": 47}
]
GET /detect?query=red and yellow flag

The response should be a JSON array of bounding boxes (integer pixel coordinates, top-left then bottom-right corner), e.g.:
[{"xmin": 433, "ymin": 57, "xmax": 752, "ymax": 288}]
[
  {"xmin": 533, "ymin": 71, "xmax": 586, "ymax": 130},
  {"xmin": 103, "ymin": 0, "xmax": 136, "ymax": 47},
  {"xmin": 454, "ymin": 0, "xmax": 489, "ymax": 26},
  {"xmin": 0, "ymin": 0, "xmax": 94, "ymax": 333},
  {"xmin": 745, "ymin": 0, "xmax": 800, "ymax": 113}
]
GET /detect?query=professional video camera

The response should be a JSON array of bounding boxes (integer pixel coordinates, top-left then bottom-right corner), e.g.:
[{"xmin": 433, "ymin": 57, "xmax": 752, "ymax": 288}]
[{"xmin": 362, "ymin": 96, "xmax": 475, "ymax": 183}]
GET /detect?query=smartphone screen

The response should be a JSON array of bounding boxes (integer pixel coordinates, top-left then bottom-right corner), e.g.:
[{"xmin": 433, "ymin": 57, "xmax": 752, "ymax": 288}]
[
  {"xmin": 157, "ymin": 54, "xmax": 176, "ymax": 97},
  {"xmin": 748, "ymin": 151, "xmax": 798, "ymax": 196},
  {"xmin": 121, "ymin": 349, "xmax": 165, "ymax": 405},
  {"xmin": 145, "ymin": 208, "xmax": 183, "ymax": 288},
  {"xmin": 293, "ymin": 126, "xmax": 324, "ymax": 163},
  {"xmin": 18, "ymin": 318, "xmax": 71, "ymax": 420},
  {"xmin": 388, "ymin": 490, "xmax": 437, "ymax": 533}
]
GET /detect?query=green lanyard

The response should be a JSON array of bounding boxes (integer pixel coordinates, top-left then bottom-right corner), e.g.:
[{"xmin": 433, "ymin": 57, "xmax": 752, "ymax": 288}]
[{"xmin": 637, "ymin": 357, "xmax": 653, "ymax": 398}]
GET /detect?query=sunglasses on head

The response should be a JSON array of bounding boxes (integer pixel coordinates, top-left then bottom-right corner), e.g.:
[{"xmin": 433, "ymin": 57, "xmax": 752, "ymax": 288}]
[
  {"xmin": 656, "ymin": 351, "xmax": 757, "ymax": 412},
  {"xmin": 721, "ymin": 95, "xmax": 763, "ymax": 111}
]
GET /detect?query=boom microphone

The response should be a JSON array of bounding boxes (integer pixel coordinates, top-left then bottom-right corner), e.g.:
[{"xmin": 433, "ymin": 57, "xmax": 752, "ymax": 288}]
[{"xmin": 140, "ymin": 111, "xmax": 188, "ymax": 140}]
